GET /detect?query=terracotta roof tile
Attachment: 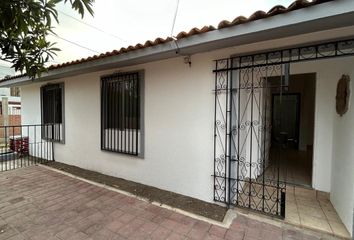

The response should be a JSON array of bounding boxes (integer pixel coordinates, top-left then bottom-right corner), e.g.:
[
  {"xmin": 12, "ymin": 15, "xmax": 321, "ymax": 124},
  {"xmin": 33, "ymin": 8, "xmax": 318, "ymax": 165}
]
[
  {"xmin": 267, "ymin": 5, "xmax": 287, "ymax": 16},
  {"xmin": 1, "ymin": 0, "xmax": 333, "ymax": 81}
]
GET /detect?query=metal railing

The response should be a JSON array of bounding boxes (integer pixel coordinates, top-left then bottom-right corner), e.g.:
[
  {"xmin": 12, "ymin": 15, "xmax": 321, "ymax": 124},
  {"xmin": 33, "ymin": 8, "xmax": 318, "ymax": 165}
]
[{"xmin": 0, "ymin": 124, "xmax": 55, "ymax": 172}]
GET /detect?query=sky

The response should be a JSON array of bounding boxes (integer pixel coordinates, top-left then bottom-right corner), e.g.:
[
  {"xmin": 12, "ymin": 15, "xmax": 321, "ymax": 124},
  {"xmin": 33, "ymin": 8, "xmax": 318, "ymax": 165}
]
[{"xmin": 0, "ymin": 0, "xmax": 294, "ymax": 78}]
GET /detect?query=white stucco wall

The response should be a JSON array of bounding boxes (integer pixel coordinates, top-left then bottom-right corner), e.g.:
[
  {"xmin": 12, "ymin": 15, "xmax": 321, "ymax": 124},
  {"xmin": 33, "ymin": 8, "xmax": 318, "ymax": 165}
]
[
  {"xmin": 21, "ymin": 53, "xmax": 219, "ymax": 202},
  {"xmin": 330, "ymin": 65, "xmax": 354, "ymax": 236},
  {"xmin": 20, "ymin": 27, "xmax": 354, "ymax": 233}
]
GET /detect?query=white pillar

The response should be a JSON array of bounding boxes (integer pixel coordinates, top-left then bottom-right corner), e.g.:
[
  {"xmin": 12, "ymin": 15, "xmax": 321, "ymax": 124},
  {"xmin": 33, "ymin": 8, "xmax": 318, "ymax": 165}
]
[{"xmin": 2, "ymin": 97, "xmax": 8, "ymax": 126}]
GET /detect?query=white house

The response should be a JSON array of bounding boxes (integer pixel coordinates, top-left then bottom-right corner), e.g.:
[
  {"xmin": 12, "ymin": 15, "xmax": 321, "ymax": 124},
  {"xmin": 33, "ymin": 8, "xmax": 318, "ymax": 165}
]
[
  {"xmin": 1, "ymin": 0, "xmax": 354, "ymax": 237},
  {"xmin": 0, "ymin": 87, "xmax": 21, "ymax": 115}
]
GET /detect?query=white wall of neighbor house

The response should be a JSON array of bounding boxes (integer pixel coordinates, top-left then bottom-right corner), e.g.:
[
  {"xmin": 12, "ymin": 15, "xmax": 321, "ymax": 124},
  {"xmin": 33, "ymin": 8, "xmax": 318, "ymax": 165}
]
[{"xmin": 20, "ymin": 27, "xmax": 354, "ymax": 232}]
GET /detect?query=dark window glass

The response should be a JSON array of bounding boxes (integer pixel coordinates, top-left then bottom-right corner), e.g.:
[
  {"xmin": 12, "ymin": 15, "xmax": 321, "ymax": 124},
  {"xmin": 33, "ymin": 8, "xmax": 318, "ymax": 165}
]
[
  {"xmin": 41, "ymin": 84, "xmax": 64, "ymax": 142},
  {"xmin": 42, "ymin": 85, "xmax": 62, "ymax": 124},
  {"xmin": 101, "ymin": 72, "xmax": 140, "ymax": 155}
]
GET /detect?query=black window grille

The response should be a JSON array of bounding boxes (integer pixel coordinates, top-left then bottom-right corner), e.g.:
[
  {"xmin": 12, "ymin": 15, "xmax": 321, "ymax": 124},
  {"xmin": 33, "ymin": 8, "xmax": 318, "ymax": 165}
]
[
  {"xmin": 41, "ymin": 83, "xmax": 64, "ymax": 142},
  {"xmin": 101, "ymin": 72, "xmax": 141, "ymax": 155}
]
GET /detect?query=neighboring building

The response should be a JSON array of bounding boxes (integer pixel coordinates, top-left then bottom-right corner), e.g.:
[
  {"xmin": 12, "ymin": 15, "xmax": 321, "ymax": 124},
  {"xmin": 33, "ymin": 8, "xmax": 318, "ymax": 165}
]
[
  {"xmin": 0, "ymin": 87, "xmax": 21, "ymax": 115},
  {"xmin": 0, "ymin": 87, "xmax": 21, "ymax": 139},
  {"xmin": 0, "ymin": 0, "xmax": 353, "ymax": 237}
]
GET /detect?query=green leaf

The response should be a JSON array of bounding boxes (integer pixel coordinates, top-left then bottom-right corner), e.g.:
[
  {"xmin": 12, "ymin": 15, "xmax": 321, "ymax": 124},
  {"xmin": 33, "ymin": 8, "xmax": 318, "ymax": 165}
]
[{"xmin": 0, "ymin": 0, "xmax": 95, "ymax": 79}]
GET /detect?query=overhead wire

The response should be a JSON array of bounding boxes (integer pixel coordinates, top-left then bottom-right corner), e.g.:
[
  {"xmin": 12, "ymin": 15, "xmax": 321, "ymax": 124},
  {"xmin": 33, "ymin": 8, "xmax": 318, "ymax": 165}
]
[
  {"xmin": 58, "ymin": 10, "xmax": 128, "ymax": 44},
  {"xmin": 170, "ymin": 0, "xmax": 180, "ymax": 37},
  {"xmin": 170, "ymin": 0, "xmax": 181, "ymax": 54},
  {"xmin": 1, "ymin": 12, "xmax": 108, "ymax": 70},
  {"xmin": 49, "ymin": 33, "xmax": 100, "ymax": 54}
]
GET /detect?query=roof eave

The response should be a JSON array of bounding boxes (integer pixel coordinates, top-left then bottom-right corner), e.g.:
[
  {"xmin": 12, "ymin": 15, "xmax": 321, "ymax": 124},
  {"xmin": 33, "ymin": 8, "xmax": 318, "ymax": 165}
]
[{"xmin": 1, "ymin": 0, "xmax": 354, "ymax": 87}]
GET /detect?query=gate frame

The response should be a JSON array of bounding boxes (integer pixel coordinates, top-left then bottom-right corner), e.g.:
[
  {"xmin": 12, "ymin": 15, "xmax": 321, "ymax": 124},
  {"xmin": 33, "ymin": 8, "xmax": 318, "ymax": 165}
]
[{"xmin": 213, "ymin": 38, "xmax": 354, "ymax": 218}]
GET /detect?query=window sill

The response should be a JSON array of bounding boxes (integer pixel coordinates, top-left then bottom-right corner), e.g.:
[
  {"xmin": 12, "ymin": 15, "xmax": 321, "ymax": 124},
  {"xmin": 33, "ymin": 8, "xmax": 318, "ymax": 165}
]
[{"xmin": 101, "ymin": 147, "xmax": 144, "ymax": 158}]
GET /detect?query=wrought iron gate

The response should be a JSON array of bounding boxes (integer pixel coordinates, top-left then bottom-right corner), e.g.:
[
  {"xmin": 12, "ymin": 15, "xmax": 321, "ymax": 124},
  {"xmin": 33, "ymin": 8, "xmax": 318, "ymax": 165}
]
[{"xmin": 213, "ymin": 38, "xmax": 354, "ymax": 218}]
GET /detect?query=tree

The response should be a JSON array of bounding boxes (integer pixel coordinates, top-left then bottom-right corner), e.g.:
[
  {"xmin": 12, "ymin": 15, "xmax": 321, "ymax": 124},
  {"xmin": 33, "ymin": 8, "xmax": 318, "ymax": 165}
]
[{"xmin": 0, "ymin": 0, "xmax": 94, "ymax": 79}]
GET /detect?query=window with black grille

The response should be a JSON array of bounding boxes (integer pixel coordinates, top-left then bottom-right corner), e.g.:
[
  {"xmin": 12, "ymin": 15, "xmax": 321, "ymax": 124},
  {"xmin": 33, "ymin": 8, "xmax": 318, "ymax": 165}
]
[
  {"xmin": 101, "ymin": 72, "xmax": 141, "ymax": 155},
  {"xmin": 41, "ymin": 83, "xmax": 64, "ymax": 142}
]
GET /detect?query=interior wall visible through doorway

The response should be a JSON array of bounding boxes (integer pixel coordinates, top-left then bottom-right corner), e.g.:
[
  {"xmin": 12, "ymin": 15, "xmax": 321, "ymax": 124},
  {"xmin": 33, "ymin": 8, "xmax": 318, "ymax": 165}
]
[{"xmin": 269, "ymin": 73, "xmax": 316, "ymax": 187}]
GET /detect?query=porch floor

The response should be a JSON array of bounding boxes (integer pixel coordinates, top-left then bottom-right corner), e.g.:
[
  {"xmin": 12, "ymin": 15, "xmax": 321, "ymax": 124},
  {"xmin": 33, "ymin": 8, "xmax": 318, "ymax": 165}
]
[
  {"xmin": 285, "ymin": 186, "xmax": 350, "ymax": 238},
  {"xmin": 280, "ymin": 149, "xmax": 312, "ymax": 187},
  {"xmin": 264, "ymin": 148, "xmax": 312, "ymax": 187},
  {"xmin": 0, "ymin": 165, "xmax": 345, "ymax": 240}
]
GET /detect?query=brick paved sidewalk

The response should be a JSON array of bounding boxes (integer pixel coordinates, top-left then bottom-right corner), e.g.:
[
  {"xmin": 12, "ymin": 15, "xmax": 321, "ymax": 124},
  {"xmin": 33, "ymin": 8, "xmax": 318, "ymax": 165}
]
[{"xmin": 0, "ymin": 166, "xmax": 341, "ymax": 240}]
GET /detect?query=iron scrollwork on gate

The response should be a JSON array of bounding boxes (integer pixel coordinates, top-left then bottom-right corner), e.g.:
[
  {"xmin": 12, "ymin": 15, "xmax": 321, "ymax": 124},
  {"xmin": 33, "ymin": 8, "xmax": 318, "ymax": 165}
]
[
  {"xmin": 213, "ymin": 58, "xmax": 287, "ymax": 218},
  {"xmin": 213, "ymin": 38, "xmax": 354, "ymax": 218}
]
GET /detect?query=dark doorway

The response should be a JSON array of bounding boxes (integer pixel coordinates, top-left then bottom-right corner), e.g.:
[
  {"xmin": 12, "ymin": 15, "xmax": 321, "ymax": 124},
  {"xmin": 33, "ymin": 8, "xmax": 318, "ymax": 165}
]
[
  {"xmin": 268, "ymin": 74, "xmax": 316, "ymax": 188},
  {"xmin": 272, "ymin": 93, "xmax": 301, "ymax": 150}
]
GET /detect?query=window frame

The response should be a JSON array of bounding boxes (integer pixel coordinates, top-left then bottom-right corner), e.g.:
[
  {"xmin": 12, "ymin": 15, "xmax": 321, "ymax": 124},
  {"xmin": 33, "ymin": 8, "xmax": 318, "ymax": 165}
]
[
  {"xmin": 100, "ymin": 70, "xmax": 144, "ymax": 157},
  {"xmin": 40, "ymin": 83, "xmax": 65, "ymax": 143}
]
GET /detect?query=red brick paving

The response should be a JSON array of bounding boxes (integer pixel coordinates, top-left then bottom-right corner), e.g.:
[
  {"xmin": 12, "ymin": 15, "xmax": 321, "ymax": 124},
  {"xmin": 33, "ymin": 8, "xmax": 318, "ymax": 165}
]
[{"xmin": 0, "ymin": 166, "xmax": 337, "ymax": 240}]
